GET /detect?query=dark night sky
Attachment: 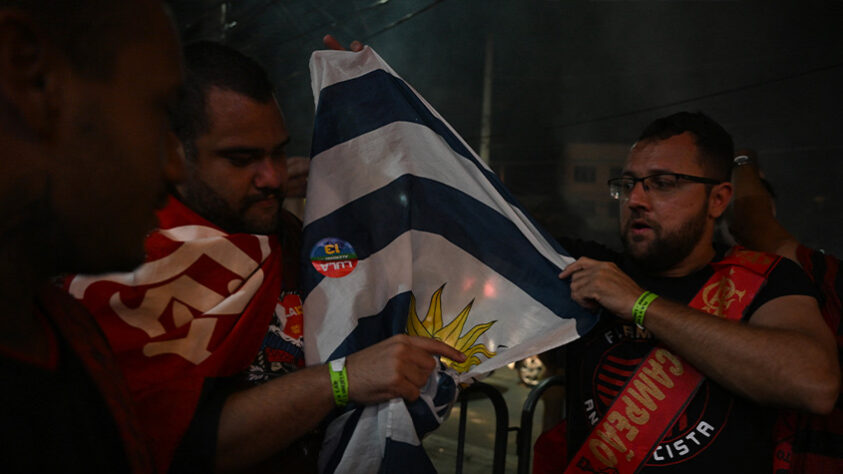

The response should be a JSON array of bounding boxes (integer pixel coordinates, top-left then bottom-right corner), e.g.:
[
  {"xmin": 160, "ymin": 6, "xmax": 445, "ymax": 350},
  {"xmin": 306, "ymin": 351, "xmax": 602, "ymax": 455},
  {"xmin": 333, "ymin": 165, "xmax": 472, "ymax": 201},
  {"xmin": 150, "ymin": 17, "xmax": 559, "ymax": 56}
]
[{"xmin": 170, "ymin": 0, "xmax": 843, "ymax": 255}]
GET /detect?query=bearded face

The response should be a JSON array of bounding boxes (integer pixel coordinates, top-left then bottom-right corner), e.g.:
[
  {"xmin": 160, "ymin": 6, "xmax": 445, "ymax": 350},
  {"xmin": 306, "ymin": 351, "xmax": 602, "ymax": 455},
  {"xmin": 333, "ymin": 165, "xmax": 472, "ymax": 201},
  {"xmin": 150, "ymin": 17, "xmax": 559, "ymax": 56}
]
[
  {"xmin": 621, "ymin": 196, "xmax": 709, "ymax": 273},
  {"xmin": 180, "ymin": 168, "xmax": 283, "ymax": 235},
  {"xmin": 617, "ymin": 133, "xmax": 729, "ymax": 276},
  {"xmin": 176, "ymin": 88, "xmax": 289, "ymax": 235}
]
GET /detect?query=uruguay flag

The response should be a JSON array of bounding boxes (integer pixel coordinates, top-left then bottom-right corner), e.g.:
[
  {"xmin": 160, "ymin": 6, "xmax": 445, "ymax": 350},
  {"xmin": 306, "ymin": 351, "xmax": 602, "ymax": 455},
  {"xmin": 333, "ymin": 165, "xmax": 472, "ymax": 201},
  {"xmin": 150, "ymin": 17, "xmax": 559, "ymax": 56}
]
[{"xmin": 302, "ymin": 47, "xmax": 596, "ymax": 473}]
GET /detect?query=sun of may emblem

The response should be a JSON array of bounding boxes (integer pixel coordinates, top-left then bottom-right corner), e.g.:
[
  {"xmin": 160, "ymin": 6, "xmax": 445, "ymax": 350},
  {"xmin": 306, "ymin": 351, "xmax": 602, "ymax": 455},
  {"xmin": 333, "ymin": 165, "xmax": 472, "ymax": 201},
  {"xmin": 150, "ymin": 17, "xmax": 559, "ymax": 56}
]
[{"xmin": 406, "ymin": 284, "xmax": 497, "ymax": 373}]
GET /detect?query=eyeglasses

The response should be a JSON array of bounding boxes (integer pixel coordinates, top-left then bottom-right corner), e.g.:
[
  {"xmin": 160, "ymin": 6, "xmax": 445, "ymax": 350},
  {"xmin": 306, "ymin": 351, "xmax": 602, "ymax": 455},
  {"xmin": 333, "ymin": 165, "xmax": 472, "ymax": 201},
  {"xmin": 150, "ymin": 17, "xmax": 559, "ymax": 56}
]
[{"xmin": 607, "ymin": 173, "xmax": 722, "ymax": 200}]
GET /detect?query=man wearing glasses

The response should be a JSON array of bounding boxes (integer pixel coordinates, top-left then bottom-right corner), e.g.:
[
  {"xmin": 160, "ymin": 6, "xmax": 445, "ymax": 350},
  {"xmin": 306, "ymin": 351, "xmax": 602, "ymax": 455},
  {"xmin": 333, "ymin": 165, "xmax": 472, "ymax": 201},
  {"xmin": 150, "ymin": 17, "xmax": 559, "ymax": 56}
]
[{"xmin": 555, "ymin": 112, "xmax": 839, "ymax": 473}]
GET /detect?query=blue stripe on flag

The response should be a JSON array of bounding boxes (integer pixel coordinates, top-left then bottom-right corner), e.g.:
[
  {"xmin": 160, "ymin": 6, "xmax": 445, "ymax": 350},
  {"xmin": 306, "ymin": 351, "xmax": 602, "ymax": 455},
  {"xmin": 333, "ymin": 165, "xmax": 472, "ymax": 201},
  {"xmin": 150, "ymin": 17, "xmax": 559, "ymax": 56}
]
[
  {"xmin": 407, "ymin": 394, "xmax": 444, "ymax": 439},
  {"xmin": 379, "ymin": 439, "xmax": 437, "ymax": 474},
  {"xmin": 311, "ymin": 69, "xmax": 575, "ymax": 260},
  {"xmin": 407, "ymin": 377, "xmax": 456, "ymax": 437},
  {"xmin": 432, "ymin": 374, "xmax": 457, "ymax": 418},
  {"xmin": 303, "ymin": 175, "xmax": 594, "ymax": 335},
  {"xmin": 312, "ymin": 69, "xmax": 472, "ymax": 166},
  {"xmin": 327, "ymin": 292, "xmax": 413, "ymax": 360}
]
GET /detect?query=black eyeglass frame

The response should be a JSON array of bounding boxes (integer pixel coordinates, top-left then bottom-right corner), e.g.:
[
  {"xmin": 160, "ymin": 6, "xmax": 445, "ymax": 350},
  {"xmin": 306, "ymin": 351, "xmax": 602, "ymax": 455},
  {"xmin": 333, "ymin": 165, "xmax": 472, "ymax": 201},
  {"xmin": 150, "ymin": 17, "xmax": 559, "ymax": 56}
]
[{"xmin": 607, "ymin": 173, "xmax": 723, "ymax": 200}]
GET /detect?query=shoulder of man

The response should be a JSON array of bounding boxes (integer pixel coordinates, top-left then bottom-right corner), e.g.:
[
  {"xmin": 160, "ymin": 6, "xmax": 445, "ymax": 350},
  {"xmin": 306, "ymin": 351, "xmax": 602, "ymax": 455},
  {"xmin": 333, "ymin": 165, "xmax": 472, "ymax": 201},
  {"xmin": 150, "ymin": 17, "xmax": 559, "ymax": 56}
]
[{"xmin": 744, "ymin": 250, "xmax": 819, "ymax": 320}]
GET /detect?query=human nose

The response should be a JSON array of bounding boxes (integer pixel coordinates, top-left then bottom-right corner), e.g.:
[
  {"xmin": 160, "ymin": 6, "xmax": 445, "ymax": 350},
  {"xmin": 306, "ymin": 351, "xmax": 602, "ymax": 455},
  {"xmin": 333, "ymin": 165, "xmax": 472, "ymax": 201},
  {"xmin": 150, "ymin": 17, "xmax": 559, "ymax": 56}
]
[
  {"xmin": 625, "ymin": 178, "xmax": 650, "ymax": 209},
  {"xmin": 253, "ymin": 155, "xmax": 287, "ymax": 191}
]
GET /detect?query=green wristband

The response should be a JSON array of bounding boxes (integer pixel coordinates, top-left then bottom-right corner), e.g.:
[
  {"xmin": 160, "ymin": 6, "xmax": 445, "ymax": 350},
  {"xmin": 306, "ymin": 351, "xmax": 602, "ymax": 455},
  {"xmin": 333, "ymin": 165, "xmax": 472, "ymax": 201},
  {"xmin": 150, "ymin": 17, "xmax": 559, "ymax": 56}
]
[
  {"xmin": 328, "ymin": 357, "xmax": 349, "ymax": 407},
  {"xmin": 632, "ymin": 291, "xmax": 659, "ymax": 329}
]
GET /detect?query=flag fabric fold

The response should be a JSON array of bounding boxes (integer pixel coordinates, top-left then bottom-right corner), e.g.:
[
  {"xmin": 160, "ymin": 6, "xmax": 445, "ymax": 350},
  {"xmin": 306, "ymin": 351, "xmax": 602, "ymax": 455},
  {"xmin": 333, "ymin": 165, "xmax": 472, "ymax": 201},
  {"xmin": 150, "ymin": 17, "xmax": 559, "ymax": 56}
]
[{"xmin": 303, "ymin": 47, "xmax": 596, "ymax": 473}]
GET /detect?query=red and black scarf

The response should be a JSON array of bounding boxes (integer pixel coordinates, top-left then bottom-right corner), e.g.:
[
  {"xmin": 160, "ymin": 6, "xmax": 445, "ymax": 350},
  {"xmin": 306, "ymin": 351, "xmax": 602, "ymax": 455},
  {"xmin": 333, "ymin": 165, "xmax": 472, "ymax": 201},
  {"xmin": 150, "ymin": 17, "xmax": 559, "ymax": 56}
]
[{"xmin": 66, "ymin": 196, "xmax": 284, "ymax": 472}]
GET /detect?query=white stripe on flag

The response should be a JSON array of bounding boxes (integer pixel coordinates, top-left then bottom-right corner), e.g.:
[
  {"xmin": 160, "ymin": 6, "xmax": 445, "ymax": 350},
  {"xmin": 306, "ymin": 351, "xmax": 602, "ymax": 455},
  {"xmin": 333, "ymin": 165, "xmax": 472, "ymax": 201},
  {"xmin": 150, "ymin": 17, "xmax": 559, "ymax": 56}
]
[
  {"xmin": 320, "ymin": 405, "xmax": 384, "ymax": 473},
  {"xmin": 307, "ymin": 120, "xmax": 575, "ymax": 276},
  {"xmin": 310, "ymin": 47, "xmax": 406, "ymax": 106},
  {"xmin": 303, "ymin": 230, "xmax": 580, "ymax": 379}
]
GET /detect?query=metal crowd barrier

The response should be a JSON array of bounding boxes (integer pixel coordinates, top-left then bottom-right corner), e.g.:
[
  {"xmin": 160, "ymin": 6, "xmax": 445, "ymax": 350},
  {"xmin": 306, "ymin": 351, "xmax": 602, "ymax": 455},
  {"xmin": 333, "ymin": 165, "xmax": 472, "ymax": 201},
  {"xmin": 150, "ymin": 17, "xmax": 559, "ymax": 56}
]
[
  {"xmin": 455, "ymin": 381, "xmax": 510, "ymax": 474},
  {"xmin": 516, "ymin": 375, "xmax": 565, "ymax": 474},
  {"xmin": 452, "ymin": 375, "xmax": 566, "ymax": 474}
]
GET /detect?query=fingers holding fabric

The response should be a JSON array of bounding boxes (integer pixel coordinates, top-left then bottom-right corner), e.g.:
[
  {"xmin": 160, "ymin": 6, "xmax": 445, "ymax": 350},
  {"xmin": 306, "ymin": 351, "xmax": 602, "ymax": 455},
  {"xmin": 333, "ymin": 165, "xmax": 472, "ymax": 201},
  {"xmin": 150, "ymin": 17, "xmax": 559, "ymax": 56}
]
[
  {"xmin": 559, "ymin": 257, "xmax": 643, "ymax": 318},
  {"xmin": 345, "ymin": 334, "xmax": 465, "ymax": 403}
]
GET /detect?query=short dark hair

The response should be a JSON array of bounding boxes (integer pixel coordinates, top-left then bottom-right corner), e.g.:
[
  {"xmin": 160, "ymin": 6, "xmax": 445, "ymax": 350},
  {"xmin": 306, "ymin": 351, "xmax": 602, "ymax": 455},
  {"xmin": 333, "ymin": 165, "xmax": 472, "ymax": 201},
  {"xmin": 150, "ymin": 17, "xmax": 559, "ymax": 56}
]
[
  {"xmin": 0, "ymin": 0, "xmax": 151, "ymax": 80},
  {"xmin": 636, "ymin": 111, "xmax": 734, "ymax": 182},
  {"xmin": 170, "ymin": 41, "xmax": 276, "ymax": 159}
]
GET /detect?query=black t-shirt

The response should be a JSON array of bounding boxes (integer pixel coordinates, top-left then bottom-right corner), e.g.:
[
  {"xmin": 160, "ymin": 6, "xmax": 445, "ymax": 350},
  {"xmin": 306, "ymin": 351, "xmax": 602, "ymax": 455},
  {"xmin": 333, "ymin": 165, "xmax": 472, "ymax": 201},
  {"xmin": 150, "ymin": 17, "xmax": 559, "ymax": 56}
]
[
  {"xmin": 559, "ymin": 239, "xmax": 817, "ymax": 473},
  {"xmin": 0, "ymin": 329, "xmax": 130, "ymax": 473}
]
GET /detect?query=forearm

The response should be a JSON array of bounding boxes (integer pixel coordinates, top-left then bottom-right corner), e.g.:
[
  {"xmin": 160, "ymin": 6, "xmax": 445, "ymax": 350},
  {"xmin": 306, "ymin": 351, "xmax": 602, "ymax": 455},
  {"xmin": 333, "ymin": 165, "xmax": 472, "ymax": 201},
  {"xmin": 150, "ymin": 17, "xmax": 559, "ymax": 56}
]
[
  {"xmin": 641, "ymin": 297, "xmax": 839, "ymax": 413},
  {"xmin": 211, "ymin": 334, "xmax": 467, "ymax": 473},
  {"xmin": 214, "ymin": 364, "xmax": 334, "ymax": 473}
]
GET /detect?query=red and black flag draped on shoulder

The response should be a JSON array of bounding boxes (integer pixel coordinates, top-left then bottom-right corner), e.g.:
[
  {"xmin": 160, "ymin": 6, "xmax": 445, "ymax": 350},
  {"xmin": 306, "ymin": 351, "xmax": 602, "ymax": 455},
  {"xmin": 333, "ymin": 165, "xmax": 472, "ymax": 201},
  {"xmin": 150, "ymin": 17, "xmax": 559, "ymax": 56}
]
[{"xmin": 65, "ymin": 196, "xmax": 303, "ymax": 472}]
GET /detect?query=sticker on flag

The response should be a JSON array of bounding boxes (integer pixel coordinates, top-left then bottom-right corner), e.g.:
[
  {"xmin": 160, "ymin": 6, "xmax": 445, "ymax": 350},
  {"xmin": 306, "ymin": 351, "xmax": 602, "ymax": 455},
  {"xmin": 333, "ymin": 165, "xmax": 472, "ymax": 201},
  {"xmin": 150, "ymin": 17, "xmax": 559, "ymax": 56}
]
[{"xmin": 302, "ymin": 46, "xmax": 597, "ymax": 473}]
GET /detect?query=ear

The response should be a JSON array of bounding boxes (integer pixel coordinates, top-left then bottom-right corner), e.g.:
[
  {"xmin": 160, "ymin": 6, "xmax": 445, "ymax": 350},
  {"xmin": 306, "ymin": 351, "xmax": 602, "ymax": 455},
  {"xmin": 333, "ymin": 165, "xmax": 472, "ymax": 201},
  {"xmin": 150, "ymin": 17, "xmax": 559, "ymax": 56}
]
[
  {"xmin": 173, "ymin": 137, "xmax": 192, "ymax": 197},
  {"xmin": 708, "ymin": 182, "xmax": 733, "ymax": 219},
  {"xmin": 163, "ymin": 131, "xmax": 186, "ymax": 184},
  {"xmin": 0, "ymin": 11, "xmax": 58, "ymax": 139}
]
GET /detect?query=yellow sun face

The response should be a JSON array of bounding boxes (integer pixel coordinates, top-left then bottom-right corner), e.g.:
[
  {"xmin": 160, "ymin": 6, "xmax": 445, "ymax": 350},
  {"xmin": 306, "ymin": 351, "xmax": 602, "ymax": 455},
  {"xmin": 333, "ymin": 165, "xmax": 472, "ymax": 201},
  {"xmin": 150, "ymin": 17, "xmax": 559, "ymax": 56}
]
[{"xmin": 406, "ymin": 284, "xmax": 496, "ymax": 373}]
